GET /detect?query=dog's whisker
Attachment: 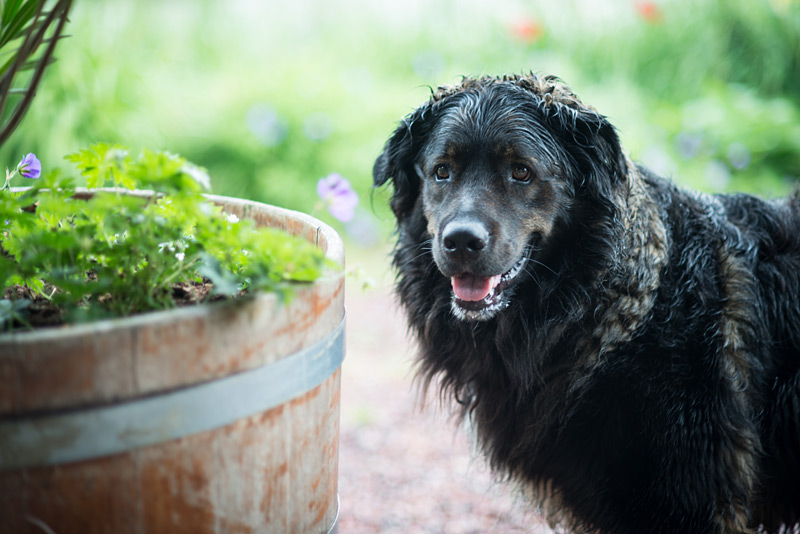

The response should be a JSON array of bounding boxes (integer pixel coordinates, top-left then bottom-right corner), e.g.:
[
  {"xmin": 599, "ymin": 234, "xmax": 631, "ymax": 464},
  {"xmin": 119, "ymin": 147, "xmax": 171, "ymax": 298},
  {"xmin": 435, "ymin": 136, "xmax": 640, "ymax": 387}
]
[
  {"xmin": 527, "ymin": 258, "xmax": 557, "ymax": 277},
  {"xmin": 396, "ymin": 240, "xmax": 433, "ymax": 269},
  {"xmin": 522, "ymin": 266, "xmax": 543, "ymax": 290}
]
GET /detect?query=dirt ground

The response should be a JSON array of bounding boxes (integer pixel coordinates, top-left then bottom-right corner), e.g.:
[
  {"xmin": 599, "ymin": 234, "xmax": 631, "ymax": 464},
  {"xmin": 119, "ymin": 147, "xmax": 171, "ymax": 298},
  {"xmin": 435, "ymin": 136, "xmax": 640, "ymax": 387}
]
[{"xmin": 337, "ymin": 246, "xmax": 553, "ymax": 533}]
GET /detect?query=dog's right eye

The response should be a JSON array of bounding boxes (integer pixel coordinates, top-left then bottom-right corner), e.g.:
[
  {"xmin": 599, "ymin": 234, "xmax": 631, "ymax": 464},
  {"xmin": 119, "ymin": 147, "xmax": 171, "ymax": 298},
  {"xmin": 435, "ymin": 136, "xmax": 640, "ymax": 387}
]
[
  {"xmin": 511, "ymin": 165, "xmax": 532, "ymax": 183},
  {"xmin": 434, "ymin": 165, "xmax": 451, "ymax": 181}
]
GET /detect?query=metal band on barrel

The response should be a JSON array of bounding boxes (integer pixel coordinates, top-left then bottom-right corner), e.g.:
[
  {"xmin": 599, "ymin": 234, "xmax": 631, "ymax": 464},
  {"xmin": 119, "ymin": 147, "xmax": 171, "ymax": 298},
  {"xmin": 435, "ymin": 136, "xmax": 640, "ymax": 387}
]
[{"xmin": 0, "ymin": 317, "xmax": 345, "ymax": 470}]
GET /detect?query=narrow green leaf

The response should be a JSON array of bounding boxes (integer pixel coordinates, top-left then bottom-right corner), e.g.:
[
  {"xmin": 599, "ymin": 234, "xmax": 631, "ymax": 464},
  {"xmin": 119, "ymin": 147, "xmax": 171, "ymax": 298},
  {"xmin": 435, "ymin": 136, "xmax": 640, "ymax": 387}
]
[
  {"xmin": 0, "ymin": 0, "xmax": 39, "ymax": 50},
  {"xmin": 2, "ymin": 0, "xmax": 26, "ymax": 27}
]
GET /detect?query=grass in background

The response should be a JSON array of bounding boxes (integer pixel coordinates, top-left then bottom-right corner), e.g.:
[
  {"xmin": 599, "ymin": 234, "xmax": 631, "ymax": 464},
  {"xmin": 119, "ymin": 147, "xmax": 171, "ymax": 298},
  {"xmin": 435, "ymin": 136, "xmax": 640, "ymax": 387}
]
[{"xmin": 0, "ymin": 0, "xmax": 797, "ymax": 245}]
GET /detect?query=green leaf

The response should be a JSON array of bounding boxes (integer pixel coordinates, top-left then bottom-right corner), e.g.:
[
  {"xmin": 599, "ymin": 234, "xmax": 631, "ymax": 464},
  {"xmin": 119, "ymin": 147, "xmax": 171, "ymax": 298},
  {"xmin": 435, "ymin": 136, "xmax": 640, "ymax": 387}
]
[
  {"xmin": 0, "ymin": 297, "xmax": 31, "ymax": 330},
  {"xmin": 2, "ymin": 0, "xmax": 26, "ymax": 24},
  {"xmin": 195, "ymin": 253, "xmax": 240, "ymax": 296},
  {"xmin": 65, "ymin": 143, "xmax": 131, "ymax": 189},
  {"xmin": 131, "ymin": 148, "xmax": 204, "ymax": 194},
  {"xmin": 0, "ymin": 0, "xmax": 40, "ymax": 50}
]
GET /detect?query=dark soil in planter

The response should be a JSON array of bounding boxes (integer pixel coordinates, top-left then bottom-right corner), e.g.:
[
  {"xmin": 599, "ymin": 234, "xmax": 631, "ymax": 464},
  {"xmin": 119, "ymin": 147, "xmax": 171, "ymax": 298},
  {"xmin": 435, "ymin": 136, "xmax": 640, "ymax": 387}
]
[{"xmin": 3, "ymin": 280, "xmax": 227, "ymax": 330}]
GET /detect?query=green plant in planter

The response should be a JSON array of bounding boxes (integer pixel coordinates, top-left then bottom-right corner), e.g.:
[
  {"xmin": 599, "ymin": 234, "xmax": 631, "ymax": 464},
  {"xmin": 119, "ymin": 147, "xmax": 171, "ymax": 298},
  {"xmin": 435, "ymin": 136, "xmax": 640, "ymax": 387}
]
[{"xmin": 0, "ymin": 143, "xmax": 332, "ymax": 330}]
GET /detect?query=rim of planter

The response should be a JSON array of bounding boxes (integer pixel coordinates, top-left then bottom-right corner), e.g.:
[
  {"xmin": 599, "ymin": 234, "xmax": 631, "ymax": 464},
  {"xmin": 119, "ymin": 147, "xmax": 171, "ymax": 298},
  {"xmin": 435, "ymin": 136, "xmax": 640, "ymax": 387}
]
[
  {"xmin": 0, "ymin": 189, "xmax": 345, "ymax": 344},
  {"xmin": 0, "ymin": 190, "xmax": 346, "ymax": 417}
]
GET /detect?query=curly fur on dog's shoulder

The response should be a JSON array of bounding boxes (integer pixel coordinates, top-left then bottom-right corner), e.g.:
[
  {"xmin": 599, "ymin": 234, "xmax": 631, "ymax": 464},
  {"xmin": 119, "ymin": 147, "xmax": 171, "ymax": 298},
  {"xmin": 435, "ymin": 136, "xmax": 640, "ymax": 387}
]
[{"xmin": 375, "ymin": 73, "xmax": 800, "ymax": 534}]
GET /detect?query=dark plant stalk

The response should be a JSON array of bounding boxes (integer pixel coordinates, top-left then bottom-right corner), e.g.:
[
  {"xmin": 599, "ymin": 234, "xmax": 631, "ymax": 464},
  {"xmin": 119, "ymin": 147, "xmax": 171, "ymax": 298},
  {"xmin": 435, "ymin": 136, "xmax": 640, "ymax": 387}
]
[
  {"xmin": 0, "ymin": 1, "xmax": 47, "ymax": 116},
  {"xmin": 0, "ymin": 0, "xmax": 72, "ymax": 147}
]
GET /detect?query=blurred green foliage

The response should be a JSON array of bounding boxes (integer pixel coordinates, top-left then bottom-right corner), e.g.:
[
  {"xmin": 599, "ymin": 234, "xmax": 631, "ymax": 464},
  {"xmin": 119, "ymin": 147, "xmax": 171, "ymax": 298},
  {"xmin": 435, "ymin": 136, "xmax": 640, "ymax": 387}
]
[{"xmin": 0, "ymin": 0, "xmax": 797, "ymax": 241}]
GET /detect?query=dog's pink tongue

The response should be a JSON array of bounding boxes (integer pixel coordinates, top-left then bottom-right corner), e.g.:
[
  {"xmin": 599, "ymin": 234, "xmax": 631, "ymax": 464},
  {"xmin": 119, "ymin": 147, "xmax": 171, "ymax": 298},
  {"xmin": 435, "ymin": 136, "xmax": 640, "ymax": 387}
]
[{"xmin": 451, "ymin": 274, "xmax": 500, "ymax": 302}]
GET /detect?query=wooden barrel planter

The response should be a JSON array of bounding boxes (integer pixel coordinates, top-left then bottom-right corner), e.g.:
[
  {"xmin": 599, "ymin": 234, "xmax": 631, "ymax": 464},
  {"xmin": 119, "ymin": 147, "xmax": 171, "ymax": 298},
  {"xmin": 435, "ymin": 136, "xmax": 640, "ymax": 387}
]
[{"xmin": 0, "ymin": 194, "xmax": 345, "ymax": 534}]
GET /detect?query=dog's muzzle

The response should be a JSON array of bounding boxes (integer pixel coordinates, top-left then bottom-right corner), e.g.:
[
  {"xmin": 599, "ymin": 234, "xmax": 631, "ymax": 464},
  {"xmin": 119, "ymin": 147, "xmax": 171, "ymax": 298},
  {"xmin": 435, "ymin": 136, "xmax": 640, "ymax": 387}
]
[{"xmin": 436, "ymin": 219, "xmax": 528, "ymax": 321}]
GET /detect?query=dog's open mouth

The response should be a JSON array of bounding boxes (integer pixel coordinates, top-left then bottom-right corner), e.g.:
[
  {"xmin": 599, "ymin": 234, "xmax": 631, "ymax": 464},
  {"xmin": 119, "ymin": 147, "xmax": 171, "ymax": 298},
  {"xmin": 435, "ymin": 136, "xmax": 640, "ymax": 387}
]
[{"xmin": 450, "ymin": 255, "xmax": 528, "ymax": 321}]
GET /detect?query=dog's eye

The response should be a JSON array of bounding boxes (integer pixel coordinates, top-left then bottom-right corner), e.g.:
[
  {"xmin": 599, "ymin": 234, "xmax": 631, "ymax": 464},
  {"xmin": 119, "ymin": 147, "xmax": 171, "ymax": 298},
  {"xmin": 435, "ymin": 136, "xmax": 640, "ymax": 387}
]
[
  {"xmin": 511, "ymin": 165, "xmax": 532, "ymax": 182},
  {"xmin": 434, "ymin": 165, "xmax": 451, "ymax": 181}
]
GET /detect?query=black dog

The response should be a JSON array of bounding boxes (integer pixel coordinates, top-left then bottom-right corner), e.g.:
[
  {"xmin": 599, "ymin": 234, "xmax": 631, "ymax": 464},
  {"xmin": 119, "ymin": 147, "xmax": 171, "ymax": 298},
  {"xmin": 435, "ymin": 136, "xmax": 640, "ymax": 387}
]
[{"xmin": 373, "ymin": 74, "xmax": 800, "ymax": 534}]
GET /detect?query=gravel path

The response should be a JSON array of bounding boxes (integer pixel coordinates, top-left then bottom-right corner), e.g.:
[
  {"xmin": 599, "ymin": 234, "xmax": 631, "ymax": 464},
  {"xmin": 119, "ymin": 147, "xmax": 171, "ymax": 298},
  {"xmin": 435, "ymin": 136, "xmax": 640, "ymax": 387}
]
[{"xmin": 337, "ymin": 249, "xmax": 554, "ymax": 533}]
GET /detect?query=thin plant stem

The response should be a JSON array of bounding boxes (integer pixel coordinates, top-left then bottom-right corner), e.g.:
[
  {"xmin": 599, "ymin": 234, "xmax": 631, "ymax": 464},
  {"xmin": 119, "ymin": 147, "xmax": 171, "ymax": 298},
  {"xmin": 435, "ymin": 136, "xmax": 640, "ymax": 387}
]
[{"xmin": 0, "ymin": 0, "xmax": 73, "ymax": 146}]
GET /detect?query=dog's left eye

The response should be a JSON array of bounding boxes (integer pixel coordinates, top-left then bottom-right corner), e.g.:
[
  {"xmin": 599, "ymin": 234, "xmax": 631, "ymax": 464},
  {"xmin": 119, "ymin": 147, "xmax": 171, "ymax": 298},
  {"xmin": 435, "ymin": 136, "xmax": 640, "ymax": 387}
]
[
  {"xmin": 511, "ymin": 165, "xmax": 532, "ymax": 182},
  {"xmin": 434, "ymin": 165, "xmax": 451, "ymax": 181}
]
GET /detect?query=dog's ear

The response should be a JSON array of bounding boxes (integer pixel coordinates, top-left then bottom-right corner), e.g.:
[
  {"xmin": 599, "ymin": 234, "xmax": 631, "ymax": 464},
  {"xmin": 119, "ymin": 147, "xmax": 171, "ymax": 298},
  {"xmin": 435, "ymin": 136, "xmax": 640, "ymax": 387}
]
[
  {"xmin": 513, "ymin": 74, "xmax": 629, "ymax": 203},
  {"xmin": 568, "ymin": 110, "xmax": 629, "ymax": 202},
  {"xmin": 373, "ymin": 100, "xmax": 437, "ymax": 222},
  {"xmin": 542, "ymin": 103, "xmax": 629, "ymax": 206}
]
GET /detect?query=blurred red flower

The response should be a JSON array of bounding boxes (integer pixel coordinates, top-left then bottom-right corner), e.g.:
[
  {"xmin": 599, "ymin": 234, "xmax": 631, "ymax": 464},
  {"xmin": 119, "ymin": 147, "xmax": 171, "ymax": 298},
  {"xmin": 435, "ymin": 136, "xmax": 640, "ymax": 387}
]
[
  {"xmin": 634, "ymin": 1, "xmax": 663, "ymax": 23},
  {"xmin": 509, "ymin": 18, "xmax": 544, "ymax": 44}
]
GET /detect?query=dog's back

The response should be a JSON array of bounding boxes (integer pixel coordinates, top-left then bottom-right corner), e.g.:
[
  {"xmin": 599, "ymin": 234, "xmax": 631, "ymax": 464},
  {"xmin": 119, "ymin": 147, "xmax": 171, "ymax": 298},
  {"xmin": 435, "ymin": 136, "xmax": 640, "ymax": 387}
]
[
  {"xmin": 716, "ymin": 189, "xmax": 800, "ymax": 529},
  {"xmin": 637, "ymin": 169, "xmax": 800, "ymax": 531}
]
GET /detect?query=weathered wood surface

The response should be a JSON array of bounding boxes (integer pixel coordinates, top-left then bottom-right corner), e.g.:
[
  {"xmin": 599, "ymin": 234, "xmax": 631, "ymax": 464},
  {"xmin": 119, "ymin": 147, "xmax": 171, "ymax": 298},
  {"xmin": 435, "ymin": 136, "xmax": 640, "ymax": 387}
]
[{"xmin": 0, "ymin": 196, "xmax": 345, "ymax": 534}]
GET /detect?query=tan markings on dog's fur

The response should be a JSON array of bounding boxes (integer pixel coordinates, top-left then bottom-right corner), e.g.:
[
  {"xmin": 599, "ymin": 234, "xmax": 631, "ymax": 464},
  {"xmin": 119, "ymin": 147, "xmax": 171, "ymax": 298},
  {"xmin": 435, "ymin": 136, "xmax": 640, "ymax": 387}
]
[
  {"xmin": 432, "ymin": 74, "xmax": 592, "ymax": 115},
  {"xmin": 572, "ymin": 154, "xmax": 669, "ymax": 377},
  {"xmin": 424, "ymin": 204, "xmax": 438, "ymax": 238},
  {"xmin": 713, "ymin": 221, "xmax": 760, "ymax": 534},
  {"xmin": 716, "ymin": 484, "xmax": 756, "ymax": 534},
  {"xmin": 522, "ymin": 179, "xmax": 563, "ymax": 239},
  {"xmin": 527, "ymin": 478, "xmax": 580, "ymax": 533}
]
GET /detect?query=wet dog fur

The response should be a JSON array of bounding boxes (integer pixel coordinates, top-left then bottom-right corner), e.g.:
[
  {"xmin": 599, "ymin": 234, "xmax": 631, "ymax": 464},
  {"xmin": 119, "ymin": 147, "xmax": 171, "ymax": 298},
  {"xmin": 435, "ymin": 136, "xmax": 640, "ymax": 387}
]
[{"xmin": 373, "ymin": 73, "xmax": 800, "ymax": 534}]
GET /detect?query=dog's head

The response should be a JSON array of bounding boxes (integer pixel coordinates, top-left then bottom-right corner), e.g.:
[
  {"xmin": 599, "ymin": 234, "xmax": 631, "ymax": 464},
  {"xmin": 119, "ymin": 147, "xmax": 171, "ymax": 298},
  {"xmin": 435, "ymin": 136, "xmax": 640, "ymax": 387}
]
[{"xmin": 374, "ymin": 74, "xmax": 629, "ymax": 321}]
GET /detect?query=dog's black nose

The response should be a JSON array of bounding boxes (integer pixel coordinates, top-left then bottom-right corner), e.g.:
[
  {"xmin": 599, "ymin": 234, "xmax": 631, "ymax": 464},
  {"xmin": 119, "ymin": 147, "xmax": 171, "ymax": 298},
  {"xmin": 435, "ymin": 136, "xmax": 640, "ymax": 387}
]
[{"xmin": 442, "ymin": 220, "xmax": 489, "ymax": 259}]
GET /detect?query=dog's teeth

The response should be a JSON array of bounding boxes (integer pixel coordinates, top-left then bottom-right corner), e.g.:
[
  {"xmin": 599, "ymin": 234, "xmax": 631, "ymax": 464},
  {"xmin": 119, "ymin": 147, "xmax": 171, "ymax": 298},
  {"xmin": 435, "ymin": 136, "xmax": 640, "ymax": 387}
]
[{"xmin": 451, "ymin": 255, "xmax": 527, "ymax": 319}]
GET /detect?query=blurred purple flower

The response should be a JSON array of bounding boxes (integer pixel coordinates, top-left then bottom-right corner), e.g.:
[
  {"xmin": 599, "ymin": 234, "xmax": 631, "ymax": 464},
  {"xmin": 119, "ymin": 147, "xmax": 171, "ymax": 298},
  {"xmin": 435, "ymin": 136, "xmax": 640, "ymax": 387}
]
[
  {"xmin": 18, "ymin": 153, "xmax": 41, "ymax": 179},
  {"xmin": 317, "ymin": 173, "xmax": 358, "ymax": 222},
  {"xmin": 728, "ymin": 142, "xmax": 751, "ymax": 170},
  {"xmin": 675, "ymin": 132, "xmax": 703, "ymax": 159}
]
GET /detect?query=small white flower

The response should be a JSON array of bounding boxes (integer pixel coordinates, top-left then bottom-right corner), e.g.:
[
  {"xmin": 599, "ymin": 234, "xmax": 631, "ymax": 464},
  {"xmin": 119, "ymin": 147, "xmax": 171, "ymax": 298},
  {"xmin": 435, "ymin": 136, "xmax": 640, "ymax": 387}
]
[
  {"xmin": 175, "ymin": 252, "xmax": 186, "ymax": 262},
  {"xmin": 227, "ymin": 213, "xmax": 239, "ymax": 223}
]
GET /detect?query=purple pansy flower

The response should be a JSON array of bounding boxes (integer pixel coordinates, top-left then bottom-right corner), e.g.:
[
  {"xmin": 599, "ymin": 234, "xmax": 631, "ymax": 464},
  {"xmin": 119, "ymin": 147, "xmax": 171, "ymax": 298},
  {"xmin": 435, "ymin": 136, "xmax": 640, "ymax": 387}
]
[
  {"xmin": 317, "ymin": 173, "xmax": 358, "ymax": 222},
  {"xmin": 18, "ymin": 153, "xmax": 41, "ymax": 179}
]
